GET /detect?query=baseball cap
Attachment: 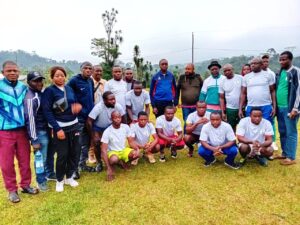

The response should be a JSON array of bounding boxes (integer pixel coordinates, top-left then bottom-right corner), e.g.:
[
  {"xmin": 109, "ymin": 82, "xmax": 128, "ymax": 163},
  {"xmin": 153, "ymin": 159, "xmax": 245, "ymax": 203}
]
[{"xmin": 27, "ymin": 71, "xmax": 45, "ymax": 82}]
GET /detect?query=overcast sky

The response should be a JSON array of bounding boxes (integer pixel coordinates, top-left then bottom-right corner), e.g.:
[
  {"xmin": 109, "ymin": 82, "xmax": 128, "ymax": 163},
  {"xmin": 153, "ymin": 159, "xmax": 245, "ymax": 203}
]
[{"xmin": 1, "ymin": 0, "xmax": 299, "ymax": 64}]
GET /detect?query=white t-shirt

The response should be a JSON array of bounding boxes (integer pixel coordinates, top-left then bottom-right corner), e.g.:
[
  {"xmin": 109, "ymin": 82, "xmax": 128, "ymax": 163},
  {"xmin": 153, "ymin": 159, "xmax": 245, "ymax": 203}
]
[
  {"xmin": 156, "ymin": 115, "xmax": 182, "ymax": 137},
  {"xmin": 236, "ymin": 117, "xmax": 274, "ymax": 144},
  {"xmin": 125, "ymin": 90, "xmax": 150, "ymax": 120},
  {"xmin": 101, "ymin": 124, "xmax": 133, "ymax": 151},
  {"xmin": 104, "ymin": 79, "xmax": 127, "ymax": 110},
  {"xmin": 131, "ymin": 122, "xmax": 156, "ymax": 145},
  {"xmin": 242, "ymin": 71, "xmax": 275, "ymax": 106},
  {"xmin": 186, "ymin": 111, "xmax": 211, "ymax": 135},
  {"xmin": 88, "ymin": 102, "xmax": 125, "ymax": 128},
  {"xmin": 219, "ymin": 74, "xmax": 243, "ymax": 109},
  {"xmin": 267, "ymin": 68, "xmax": 276, "ymax": 80},
  {"xmin": 200, "ymin": 121, "xmax": 236, "ymax": 146}
]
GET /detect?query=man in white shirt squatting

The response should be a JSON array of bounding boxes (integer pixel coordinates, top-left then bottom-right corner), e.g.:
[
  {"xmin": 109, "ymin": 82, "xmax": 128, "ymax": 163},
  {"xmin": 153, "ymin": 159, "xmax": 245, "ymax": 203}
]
[
  {"xmin": 198, "ymin": 112, "xmax": 239, "ymax": 169},
  {"xmin": 101, "ymin": 111, "xmax": 140, "ymax": 181},
  {"xmin": 184, "ymin": 101, "xmax": 210, "ymax": 157},
  {"xmin": 156, "ymin": 106, "xmax": 185, "ymax": 162},
  {"xmin": 236, "ymin": 107, "xmax": 274, "ymax": 167},
  {"xmin": 131, "ymin": 111, "xmax": 159, "ymax": 164}
]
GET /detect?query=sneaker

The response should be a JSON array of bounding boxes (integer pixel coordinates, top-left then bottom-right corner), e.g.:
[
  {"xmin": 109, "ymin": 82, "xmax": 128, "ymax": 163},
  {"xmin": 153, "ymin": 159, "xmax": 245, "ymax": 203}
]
[
  {"xmin": 224, "ymin": 162, "xmax": 240, "ymax": 170},
  {"xmin": 46, "ymin": 174, "xmax": 57, "ymax": 181},
  {"xmin": 147, "ymin": 153, "xmax": 156, "ymax": 164},
  {"xmin": 38, "ymin": 182, "xmax": 49, "ymax": 192},
  {"xmin": 159, "ymin": 155, "xmax": 166, "ymax": 163},
  {"xmin": 73, "ymin": 170, "xmax": 80, "ymax": 180},
  {"xmin": 171, "ymin": 150, "xmax": 177, "ymax": 159},
  {"xmin": 272, "ymin": 142, "xmax": 279, "ymax": 151},
  {"xmin": 239, "ymin": 157, "xmax": 247, "ymax": 165},
  {"xmin": 56, "ymin": 181, "xmax": 64, "ymax": 192},
  {"xmin": 8, "ymin": 192, "xmax": 20, "ymax": 203},
  {"xmin": 204, "ymin": 158, "xmax": 216, "ymax": 167},
  {"xmin": 255, "ymin": 156, "xmax": 268, "ymax": 167},
  {"xmin": 64, "ymin": 178, "xmax": 79, "ymax": 187},
  {"xmin": 280, "ymin": 158, "xmax": 297, "ymax": 166},
  {"xmin": 21, "ymin": 186, "xmax": 39, "ymax": 195},
  {"xmin": 79, "ymin": 165, "xmax": 96, "ymax": 172},
  {"xmin": 131, "ymin": 158, "xmax": 139, "ymax": 166},
  {"xmin": 95, "ymin": 163, "xmax": 103, "ymax": 172}
]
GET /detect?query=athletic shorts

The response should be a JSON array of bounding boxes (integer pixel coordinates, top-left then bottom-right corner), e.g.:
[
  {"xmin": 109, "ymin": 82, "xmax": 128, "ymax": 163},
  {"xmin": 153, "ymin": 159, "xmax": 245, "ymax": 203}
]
[
  {"xmin": 108, "ymin": 147, "xmax": 133, "ymax": 162},
  {"xmin": 158, "ymin": 135, "xmax": 185, "ymax": 147}
]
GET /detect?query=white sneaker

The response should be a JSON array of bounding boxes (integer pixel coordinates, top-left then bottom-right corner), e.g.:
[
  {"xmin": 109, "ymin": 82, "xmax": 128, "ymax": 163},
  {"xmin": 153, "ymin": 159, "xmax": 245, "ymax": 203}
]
[
  {"xmin": 64, "ymin": 178, "xmax": 79, "ymax": 187},
  {"xmin": 131, "ymin": 158, "xmax": 139, "ymax": 166},
  {"xmin": 56, "ymin": 181, "xmax": 64, "ymax": 192},
  {"xmin": 272, "ymin": 142, "xmax": 279, "ymax": 151}
]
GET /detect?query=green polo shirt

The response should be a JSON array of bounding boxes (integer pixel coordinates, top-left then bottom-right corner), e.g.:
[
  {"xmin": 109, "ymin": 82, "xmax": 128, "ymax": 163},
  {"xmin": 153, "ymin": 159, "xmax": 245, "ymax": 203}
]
[{"xmin": 276, "ymin": 70, "xmax": 288, "ymax": 107}]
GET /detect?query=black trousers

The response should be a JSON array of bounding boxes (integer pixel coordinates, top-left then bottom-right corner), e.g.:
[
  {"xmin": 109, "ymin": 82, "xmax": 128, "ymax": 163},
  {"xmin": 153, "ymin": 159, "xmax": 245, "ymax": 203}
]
[
  {"xmin": 51, "ymin": 124, "xmax": 81, "ymax": 182},
  {"xmin": 153, "ymin": 100, "xmax": 174, "ymax": 118}
]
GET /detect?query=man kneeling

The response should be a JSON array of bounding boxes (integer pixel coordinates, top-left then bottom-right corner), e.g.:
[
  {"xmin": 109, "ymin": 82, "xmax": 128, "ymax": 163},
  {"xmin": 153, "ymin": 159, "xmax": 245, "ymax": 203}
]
[
  {"xmin": 156, "ymin": 106, "xmax": 185, "ymax": 162},
  {"xmin": 131, "ymin": 111, "xmax": 159, "ymax": 164},
  {"xmin": 198, "ymin": 112, "xmax": 239, "ymax": 169},
  {"xmin": 237, "ymin": 107, "xmax": 274, "ymax": 167},
  {"xmin": 101, "ymin": 111, "xmax": 140, "ymax": 181}
]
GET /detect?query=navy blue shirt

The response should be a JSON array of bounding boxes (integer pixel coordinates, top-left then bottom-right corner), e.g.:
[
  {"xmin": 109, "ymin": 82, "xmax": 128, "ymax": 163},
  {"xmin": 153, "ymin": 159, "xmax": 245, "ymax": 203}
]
[
  {"xmin": 67, "ymin": 74, "xmax": 94, "ymax": 123},
  {"xmin": 42, "ymin": 85, "xmax": 78, "ymax": 132}
]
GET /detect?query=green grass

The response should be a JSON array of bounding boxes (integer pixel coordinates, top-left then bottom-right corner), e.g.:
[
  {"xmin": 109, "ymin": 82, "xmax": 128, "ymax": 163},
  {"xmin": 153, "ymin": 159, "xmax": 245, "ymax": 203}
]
[{"xmin": 0, "ymin": 110, "xmax": 299, "ymax": 225}]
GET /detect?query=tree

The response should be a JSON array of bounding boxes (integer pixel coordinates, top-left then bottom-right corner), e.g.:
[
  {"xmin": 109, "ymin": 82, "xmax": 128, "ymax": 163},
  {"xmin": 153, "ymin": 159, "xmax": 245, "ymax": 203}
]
[
  {"xmin": 91, "ymin": 8, "xmax": 123, "ymax": 78},
  {"xmin": 133, "ymin": 45, "xmax": 144, "ymax": 80}
]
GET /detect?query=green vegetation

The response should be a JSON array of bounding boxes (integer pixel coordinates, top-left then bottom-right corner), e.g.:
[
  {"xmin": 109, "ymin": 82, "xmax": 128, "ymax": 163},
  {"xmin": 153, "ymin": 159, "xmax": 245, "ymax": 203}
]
[{"xmin": 0, "ymin": 109, "xmax": 299, "ymax": 225}]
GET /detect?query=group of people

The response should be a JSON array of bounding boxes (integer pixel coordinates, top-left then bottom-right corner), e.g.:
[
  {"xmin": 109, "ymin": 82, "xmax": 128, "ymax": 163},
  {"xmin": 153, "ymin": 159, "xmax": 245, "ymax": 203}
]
[{"xmin": 0, "ymin": 50, "xmax": 299, "ymax": 203}]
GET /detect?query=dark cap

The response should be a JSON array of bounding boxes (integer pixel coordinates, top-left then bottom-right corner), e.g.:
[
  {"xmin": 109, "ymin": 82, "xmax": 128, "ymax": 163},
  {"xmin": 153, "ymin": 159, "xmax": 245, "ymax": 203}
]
[
  {"xmin": 27, "ymin": 71, "xmax": 45, "ymax": 82},
  {"xmin": 208, "ymin": 61, "xmax": 222, "ymax": 70}
]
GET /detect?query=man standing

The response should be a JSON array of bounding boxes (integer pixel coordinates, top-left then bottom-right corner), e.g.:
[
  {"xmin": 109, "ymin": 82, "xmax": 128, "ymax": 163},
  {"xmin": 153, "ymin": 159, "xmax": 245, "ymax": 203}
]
[
  {"xmin": 24, "ymin": 71, "xmax": 49, "ymax": 191},
  {"xmin": 68, "ymin": 61, "xmax": 95, "ymax": 177},
  {"xmin": 176, "ymin": 63, "xmax": 203, "ymax": 132},
  {"xmin": 87, "ymin": 91, "xmax": 126, "ymax": 172},
  {"xmin": 92, "ymin": 65, "xmax": 107, "ymax": 104},
  {"xmin": 126, "ymin": 81, "xmax": 150, "ymax": 123},
  {"xmin": 237, "ymin": 107, "xmax": 274, "ymax": 167},
  {"xmin": 184, "ymin": 101, "xmax": 210, "ymax": 157},
  {"xmin": 198, "ymin": 112, "xmax": 239, "ymax": 169},
  {"xmin": 124, "ymin": 68, "xmax": 137, "ymax": 91},
  {"xmin": 101, "ymin": 111, "xmax": 140, "ymax": 181},
  {"xmin": 199, "ymin": 61, "xmax": 225, "ymax": 113},
  {"xmin": 0, "ymin": 61, "xmax": 38, "ymax": 203},
  {"xmin": 275, "ymin": 51, "xmax": 300, "ymax": 165},
  {"xmin": 261, "ymin": 54, "xmax": 278, "ymax": 150},
  {"xmin": 150, "ymin": 59, "xmax": 177, "ymax": 118},
  {"xmin": 239, "ymin": 57, "xmax": 276, "ymax": 125},
  {"xmin": 104, "ymin": 65, "xmax": 127, "ymax": 111},
  {"xmin": 219, "ymin": 64, "xmax": 243, "ymax": 131}
]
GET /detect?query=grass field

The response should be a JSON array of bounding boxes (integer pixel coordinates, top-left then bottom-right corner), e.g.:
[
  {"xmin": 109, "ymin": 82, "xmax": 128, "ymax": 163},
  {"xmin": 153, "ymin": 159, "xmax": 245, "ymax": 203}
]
[{"xmin": 0, "ymin": 109, "xmax": 299, "ymax": 225}]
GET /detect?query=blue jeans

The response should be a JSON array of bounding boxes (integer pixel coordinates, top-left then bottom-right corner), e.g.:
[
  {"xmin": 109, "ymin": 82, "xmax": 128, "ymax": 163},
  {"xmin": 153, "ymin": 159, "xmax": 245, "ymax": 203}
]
[
  {"xmin": 78, "ymin": 122, "xmax": 91, "ymax": 167},
  {"xmin": 277, "ymin": 107, "xmax": 299, "ymax": 160},
  {"xmin": 246, "ymin": 105, "xmax": 274, "ymax": 125},
  {"xmin": 182, "ymin": 107, "xmax": 196, "ymax": 133},
  {"xmin": 198, "ymin": 145, "xmax": 238, "ymax": 165},
  {"xmin": 34, "ymin": 130, "xmax": 49, "ymax": 184}
]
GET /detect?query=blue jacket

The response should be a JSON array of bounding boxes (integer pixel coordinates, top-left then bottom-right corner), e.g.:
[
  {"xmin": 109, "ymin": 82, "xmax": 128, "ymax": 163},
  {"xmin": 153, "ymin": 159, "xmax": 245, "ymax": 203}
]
[
  {"xmin": 67, "ymin": 74, "xmax": 94, "ymax": 123},
  {"xmin": 0, "ymin": 79, "xmax": 27, "ymax": 130},
  {"xmin": 24, "ymin": 88, "xmax": 48, "ymax": 145},
  {"xmin": 149, "ymin": 70, "xmax": 177, "ymax": 106},
  {"xmin": 42, "ymin": 85, "xmax": 78, "ymax": 132},
  {"xmin": 276, "ymin": 66, "xmax": 300, "ymax": 113}
]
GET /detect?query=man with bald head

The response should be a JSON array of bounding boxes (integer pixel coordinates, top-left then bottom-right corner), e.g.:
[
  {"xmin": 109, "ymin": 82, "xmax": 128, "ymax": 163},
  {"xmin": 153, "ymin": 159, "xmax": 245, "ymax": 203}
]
[
  {"xmin": 176, "ymin": 63, "xmax": 203, "ymax": 132},
  {"xmin": 150, "ymin": 59, "xmax": 177, "ymax": 118},
  {"xmin": 219, "ymin": 64, "xmax": 243, "ymax": 131},
  {"xmin": 239, "ymin": 58, "xmax": 276, "ymax": 127}
]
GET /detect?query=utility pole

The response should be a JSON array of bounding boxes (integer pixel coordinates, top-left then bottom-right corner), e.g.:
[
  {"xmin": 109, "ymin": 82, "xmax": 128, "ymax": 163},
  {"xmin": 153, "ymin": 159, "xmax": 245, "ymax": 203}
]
[{"xmin": 192, "ymin": 32, "xmax": 194, "ymax": 64}]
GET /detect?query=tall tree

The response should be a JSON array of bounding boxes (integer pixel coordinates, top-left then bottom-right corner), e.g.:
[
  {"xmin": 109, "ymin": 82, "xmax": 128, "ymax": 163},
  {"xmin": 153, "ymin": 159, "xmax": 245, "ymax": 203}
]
[
  {"xmin": 91, "ymin": 8, "xmax": 123, "ymax": 78},
  {"xmin": 133, "ymin": 45, "xmax": 144, "ymax": 80}
]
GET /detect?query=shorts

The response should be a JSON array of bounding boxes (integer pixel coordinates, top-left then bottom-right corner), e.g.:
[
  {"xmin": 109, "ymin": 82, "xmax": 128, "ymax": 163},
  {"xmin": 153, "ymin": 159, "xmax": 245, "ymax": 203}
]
[
  {"xmin": 158, "ymin": 135, "xmax": 185, "ymax": 147},
  {"xmin": 108, "ymin": 147, "xmax": 133, "ymax": 162}
]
